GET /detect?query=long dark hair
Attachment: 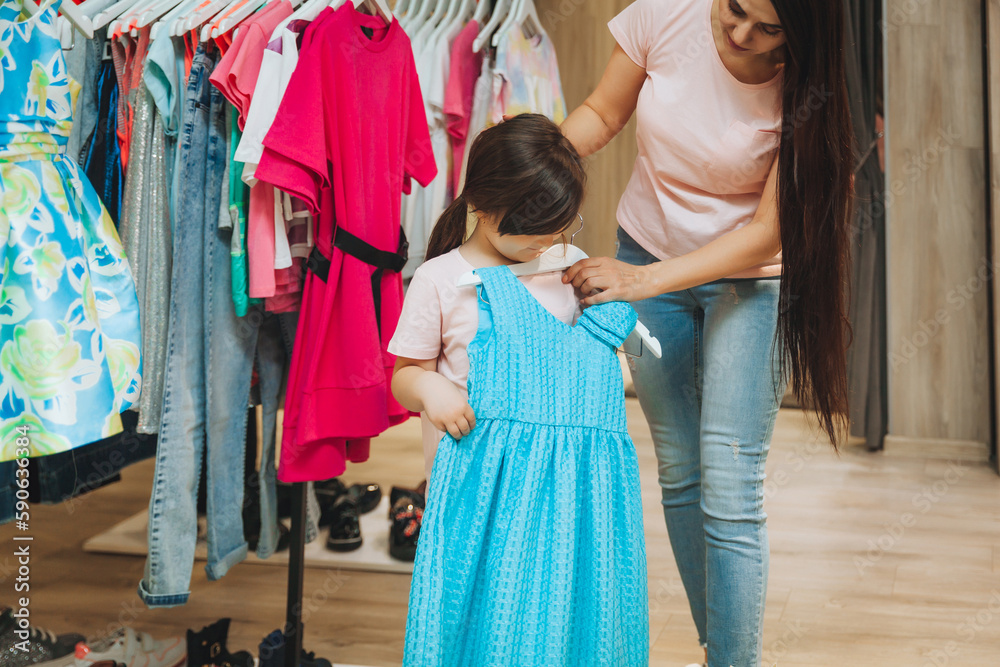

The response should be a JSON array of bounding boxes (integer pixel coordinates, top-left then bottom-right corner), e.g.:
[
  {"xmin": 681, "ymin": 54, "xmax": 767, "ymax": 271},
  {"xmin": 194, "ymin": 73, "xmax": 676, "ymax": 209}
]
[
  {"xmin": 770, "ymin": 0, "xmax": 855, "ymax": 448},
  {"xmin": 425, "ymin": 113, "xmax": 586, "ymax": 260}
]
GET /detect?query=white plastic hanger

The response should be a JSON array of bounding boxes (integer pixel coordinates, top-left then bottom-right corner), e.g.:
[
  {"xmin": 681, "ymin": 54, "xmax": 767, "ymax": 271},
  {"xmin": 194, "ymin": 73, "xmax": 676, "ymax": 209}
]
[
  {"xmin": 141, "ymin": 0, "xmax": 193, "ymax": 35},
  {"xmin": 177, "ymin": 0, "xmax": 229, "ymax": 36},
  {"xmin": 207, "ymin": 0, "xmax": 274, "ymax": 40},
  {"xmin": 516, "ymin": 0, "xmax": 542, "ymax": 35},
  {"xmin": 456, "ymin": 244, "xmax": 663, "ymax": 358},
  {"xmin": 456, "ymin": 244, "xmax": 588, "ymax": 287},
  {"xmin": 148, "ymin": 0, "xmax": 199, "ymax": 38},
  {"xmin": 489, "ymin": 0, "xmax": 517, "ymax": 46},
  {"xmin": 418, "ymin": 0, "xmax": 452, "ymax": 45},
  {"xmin": 90, "ymin": 0, "xmax": 141, "ymax": 30},
  {"xmin": 412, "ymin": 0, "xmax": 446, "ymax": 45},
  {"xmin": 198, "ymin": 0, "xmax": 251, "ymax": 40},
  {"xmin": 402, "ymin": 0, "xmax": 432, "ymax": 33},
  {"xmin": 109, "ymin": 0, "xmax": 154, "ymax": 35},
  {"xmin": 31, "ymin": 0, "xmax": 95, "ymax": 37},
  {"xmin": 135, "ymin": 0, "xmax": 183, "ymax": 28},
  {"xmin": 77, "ymin": 0, "xmax": 120, "ymax": 20},
  {"xmin": 272, "ymin": 0, "xmax": 341, "ymax": 38},
  {"xmin": 470, "ymin": 0, "xmax": 489, "ymax": 24},
  {"xmin": 427, "ymin": 0, "xmax": 457, "ymax": 41},
  {"xmin": 170, "ymin": 0, "xmax": 213, "ymax": 34},
  {"xmin": 122, "ymin": 0, "xmax": 179, "ymax": 35},
  {"xmin": 430, "ymin": 0, "xmax": 471, "ymax": 46},
  {"xmin": 471, "ymin": 0, "xmax": 507, "ymax": 51},
  {"xmin": 491, "ymin": 0, "xmax": 540, "ymax": 47}
]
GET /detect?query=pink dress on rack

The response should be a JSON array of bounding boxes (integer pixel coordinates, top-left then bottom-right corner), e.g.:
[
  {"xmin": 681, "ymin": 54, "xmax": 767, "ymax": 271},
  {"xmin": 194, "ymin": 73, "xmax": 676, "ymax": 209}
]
[
  {"xmin": 255, "ymin": 4, "xmax": 436, "ymax": 482},
  {"xmin": 443, "ymin": 20, "xmax": 484, "ymax": 197}
]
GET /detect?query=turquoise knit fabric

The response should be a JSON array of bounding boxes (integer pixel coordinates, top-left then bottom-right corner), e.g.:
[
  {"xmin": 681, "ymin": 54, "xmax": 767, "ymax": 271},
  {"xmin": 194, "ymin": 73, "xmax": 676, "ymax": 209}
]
[{"xmin": 404, "ymin": 265, "xmax": 649, "ymax": 666}]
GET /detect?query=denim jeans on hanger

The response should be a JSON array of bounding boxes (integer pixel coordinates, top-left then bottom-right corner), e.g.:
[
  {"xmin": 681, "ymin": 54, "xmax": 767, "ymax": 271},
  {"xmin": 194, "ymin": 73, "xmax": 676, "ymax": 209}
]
[
  {"xmin": 249, "ymin": 309, "xmax": 320, "ymax": 559},
  {"xmin": 616, "ymin": 227, "xmax": 785, "ymax": 666},
  {"xmin": 66, "ymin": 25, "xmax": 106, "ymax": 166},
  {"xmin": 139, "ymin": 45, "xmax": 256, "ymax": 608}
]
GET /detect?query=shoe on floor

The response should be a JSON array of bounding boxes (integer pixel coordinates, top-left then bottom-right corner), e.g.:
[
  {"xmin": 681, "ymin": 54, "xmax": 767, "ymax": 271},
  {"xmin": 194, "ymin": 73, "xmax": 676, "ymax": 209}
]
[
  {"xmin": 346, "ymin": 483, "xmax": 381, "ymax": 515},
  {"xmin": 387, "ymin": 485, "xmax": 425, "ymax": 519},
  {"xmin": 0, "ymin": 608, "xmax": 85, "ymax": 667},
  {"xmin": 325, "ymin": 495, "xmax": 363, "ymax": 552},
  {"xmin": 257, "ymin": 630, "xmax": 329, "ymax": 667},
  {"xmin": 73, "ymin": 628, "xmax": 185, "ymax": 667},
  {"xmin": 186, "ymin": 619, "xmax": 249, "ymax": 667},
  {"xmin": 388, "ymin": 495, "xmax": 423, "ymax": 562},
  {"xmin": 299, "ymin": 651, "xmax": 330, "ymax": 667}
]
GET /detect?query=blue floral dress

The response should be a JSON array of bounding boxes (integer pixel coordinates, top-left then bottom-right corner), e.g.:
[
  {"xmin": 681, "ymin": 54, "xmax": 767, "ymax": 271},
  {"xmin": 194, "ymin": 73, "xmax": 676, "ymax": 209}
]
[
  {"xmin": 404, "ymin": 265, "xmax": 649, "ymax": 666},
  {"xmin": 0, "ymin": 0, "xmax": 142, "ymax": 459}
]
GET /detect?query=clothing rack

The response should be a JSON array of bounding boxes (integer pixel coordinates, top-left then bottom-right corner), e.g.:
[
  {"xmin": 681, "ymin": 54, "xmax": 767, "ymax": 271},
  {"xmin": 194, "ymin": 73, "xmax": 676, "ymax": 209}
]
[{"xmin": 284, "ymin": 483, "xmax": 307, "ymax": 667}]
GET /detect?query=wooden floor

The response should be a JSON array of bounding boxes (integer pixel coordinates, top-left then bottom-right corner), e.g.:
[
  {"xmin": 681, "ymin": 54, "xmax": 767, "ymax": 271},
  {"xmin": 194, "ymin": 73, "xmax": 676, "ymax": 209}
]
[{"xmin": 3, "ymin": 403, "xmax": 999, "ymax": 666}]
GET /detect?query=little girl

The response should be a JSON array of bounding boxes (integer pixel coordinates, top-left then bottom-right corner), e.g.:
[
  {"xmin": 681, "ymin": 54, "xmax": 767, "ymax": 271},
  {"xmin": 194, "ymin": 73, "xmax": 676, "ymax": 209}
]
[{"xmin": 388, "ymin": 114, "xmax": 648, "ymax": 667}]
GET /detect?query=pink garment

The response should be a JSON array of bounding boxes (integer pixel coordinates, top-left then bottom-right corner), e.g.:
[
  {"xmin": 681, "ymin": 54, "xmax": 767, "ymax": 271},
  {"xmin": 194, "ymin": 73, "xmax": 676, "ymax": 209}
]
[
  {"xmin": 247, "ymin": 185, "xmax": 278, "ymax": 298},
  {"xmin": 265, "ymin": 192, "xmax": 313, "ymax": 313},
  {"xmin": 209, "ymin": 0, "xmax": 293, "ymax": 127},
  {"xmin": 255, "ymin": 5, "xmax": 436, "ymax": 483},
  {"xmin": 608, "ymin": 0, "xmax": 782, "ymax": 279},
  {"xmin": 443, "ymin": 20, "xmax": 484, "ymax": 197},
  {"xmin": 387, "ymin": 247, "xmax": 580, "ymax": 478},
  {"xmin": 208, "ymin": 1, "xmax": 293, "ymax": 301}
]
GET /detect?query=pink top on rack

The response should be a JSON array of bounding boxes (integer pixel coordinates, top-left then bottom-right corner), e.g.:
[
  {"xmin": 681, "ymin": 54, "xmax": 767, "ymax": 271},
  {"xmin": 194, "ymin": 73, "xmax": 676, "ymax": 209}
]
[
  {"xmin": 443, "ymin": 20, "xmax": 484, "ymax": 197},
  {"xmin": 208, "ymin": 0, "xmax": 294, "ymax": 303},
  {"xmin": 608, "ymin": 0, "xmax": 782, "ymax": 278},
  {"xmin": 255, "ymin": 4, "xmax": 436, "ymax": 483},
  {"xmin": 209, "ymin": 0, "xmax": 293, "ymax": 128}
]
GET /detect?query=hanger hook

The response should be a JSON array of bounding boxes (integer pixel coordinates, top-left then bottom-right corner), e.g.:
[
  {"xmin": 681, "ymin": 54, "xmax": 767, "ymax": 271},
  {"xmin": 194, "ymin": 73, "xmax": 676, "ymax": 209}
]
[{"xmin": 570, "ymin": 213, "xmax": 584, "ymax": 245}]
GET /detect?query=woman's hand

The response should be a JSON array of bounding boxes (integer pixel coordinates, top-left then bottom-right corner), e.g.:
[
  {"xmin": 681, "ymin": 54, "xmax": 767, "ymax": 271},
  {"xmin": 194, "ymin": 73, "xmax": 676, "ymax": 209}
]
[{"xmin": 563, "ymin": 257, "xmax": 661, "ymax": 306}]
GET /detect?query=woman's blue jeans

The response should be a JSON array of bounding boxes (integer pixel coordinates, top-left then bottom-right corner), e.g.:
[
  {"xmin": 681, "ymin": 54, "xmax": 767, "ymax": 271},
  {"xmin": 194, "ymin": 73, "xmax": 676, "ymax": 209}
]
[{"xmin": 617, "ymin": 228, "xmax": 786, "ymax": 667}]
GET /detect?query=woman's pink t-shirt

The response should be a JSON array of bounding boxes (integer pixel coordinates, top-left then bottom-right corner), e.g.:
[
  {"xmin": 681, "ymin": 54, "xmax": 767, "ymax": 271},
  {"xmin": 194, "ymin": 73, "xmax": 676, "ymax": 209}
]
[{"xmin": 609, "ymin": 0, "xmax": 782, "ymax": 278}]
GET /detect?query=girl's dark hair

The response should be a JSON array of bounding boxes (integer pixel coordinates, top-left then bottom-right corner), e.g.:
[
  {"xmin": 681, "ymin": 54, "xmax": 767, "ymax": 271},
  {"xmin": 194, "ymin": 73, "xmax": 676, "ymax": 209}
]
[
  {"xmin": 426, "ymin": 113, "xmax": 586, "ymax": 260},
  {"xmin": 770, "ymin": 0, "xmax": 855, "ymax": 448}
]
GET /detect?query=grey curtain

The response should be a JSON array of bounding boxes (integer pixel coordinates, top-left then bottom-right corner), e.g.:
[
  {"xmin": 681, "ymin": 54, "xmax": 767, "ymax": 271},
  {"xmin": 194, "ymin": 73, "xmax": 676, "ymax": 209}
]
[{"xmin": 842, "ymin": 0, "xmax": 887, "ymax": 449}]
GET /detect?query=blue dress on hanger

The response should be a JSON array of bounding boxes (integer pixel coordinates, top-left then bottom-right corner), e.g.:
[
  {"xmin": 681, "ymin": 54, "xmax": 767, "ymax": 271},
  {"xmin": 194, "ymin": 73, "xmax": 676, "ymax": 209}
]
[
  {"xmin": 404, "ymin": 265, "xmax": 649, "ymax": 667},
  {"xmin": 0, "ymin": 0, "xmax": 142, "ymax": 459}
]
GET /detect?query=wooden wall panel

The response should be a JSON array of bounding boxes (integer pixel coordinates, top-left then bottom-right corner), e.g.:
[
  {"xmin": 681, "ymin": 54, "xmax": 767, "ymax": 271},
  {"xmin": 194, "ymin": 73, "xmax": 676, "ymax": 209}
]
[
  {"xmin": 989, "ymin": 0, "xmax": 1000, "ymax": 467},
  {"xmin": 536, "ymin": 0, "xmax": 637, "ymax": 259},
  {"xmin": 884, "ymin": 0, "xmax": 991, "ymax": 455}
]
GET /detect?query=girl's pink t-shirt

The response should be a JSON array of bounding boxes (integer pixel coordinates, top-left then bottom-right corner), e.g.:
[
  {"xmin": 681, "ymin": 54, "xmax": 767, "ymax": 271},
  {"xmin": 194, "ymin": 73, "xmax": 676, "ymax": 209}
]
[
  {"xmin": 388, "ymin": 247, "xmax": 581, "ymax": 478},
  {"xmin": 609, "ymin": 0, "xmax": 782, "ymax": 278}
]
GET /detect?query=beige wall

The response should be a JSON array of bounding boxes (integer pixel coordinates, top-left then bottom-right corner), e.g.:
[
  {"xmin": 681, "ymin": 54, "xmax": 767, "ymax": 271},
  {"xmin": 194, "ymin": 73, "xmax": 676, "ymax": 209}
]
[
  {"xmin": 884, "ymin": 0, "xmax": 992, "ymax": 458},
  {"xmin": 990, "ymin": 0, "xmax": 1000, "ymax": 466},
  {"xmin": 536, "ymin": 0, "xmax": 637, "ymax": 259}
]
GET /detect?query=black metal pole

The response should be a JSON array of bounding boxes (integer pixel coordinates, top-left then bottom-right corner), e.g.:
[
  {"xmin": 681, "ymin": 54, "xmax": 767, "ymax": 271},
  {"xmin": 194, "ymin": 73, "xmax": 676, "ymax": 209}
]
[{"xmin": 284, "ymin": 482, "xmax": 307, "ymax": 667}]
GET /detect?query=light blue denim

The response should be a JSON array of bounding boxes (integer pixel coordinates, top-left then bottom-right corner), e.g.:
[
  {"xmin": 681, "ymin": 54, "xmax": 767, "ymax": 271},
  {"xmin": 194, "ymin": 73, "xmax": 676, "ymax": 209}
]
[
  {"xmin": 616, "ymin": 227, "xmax": 785, "ymax": 667},
  {"xmin": 139, "ymin": 46, "xmax": 257, "ymax": 607},
  {"xmin": 243, "ymin": 308, "xmax": 321, "ymax": 558},
  {"xmin": 65, "ymin": 26, "xmax": 104, "ymax": 166}
]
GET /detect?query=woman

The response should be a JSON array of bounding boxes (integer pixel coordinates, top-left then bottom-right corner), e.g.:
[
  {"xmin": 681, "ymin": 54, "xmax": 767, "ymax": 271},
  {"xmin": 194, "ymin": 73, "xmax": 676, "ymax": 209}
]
[{"xmin": 559, "ymin": 0, "xmax": 853, "ymax": 665}]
